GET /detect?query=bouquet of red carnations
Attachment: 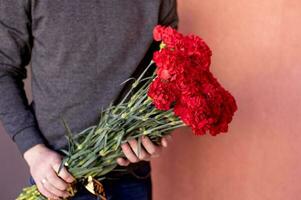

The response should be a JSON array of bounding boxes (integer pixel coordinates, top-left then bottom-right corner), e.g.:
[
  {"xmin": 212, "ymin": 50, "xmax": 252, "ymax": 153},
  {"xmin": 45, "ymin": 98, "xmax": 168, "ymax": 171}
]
[{"xmin": 17, "ymin": 25, "xmax": 237, "ymax": 200}]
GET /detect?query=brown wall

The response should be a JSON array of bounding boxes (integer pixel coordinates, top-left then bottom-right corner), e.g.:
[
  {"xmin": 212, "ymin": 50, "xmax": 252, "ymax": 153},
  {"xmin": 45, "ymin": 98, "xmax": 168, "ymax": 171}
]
[
  {"xmin": 1, "ymin": 0, "xmax": 301, "ymax": 199},
  {"xmin": 151, "ymin": 0, "xmax": 301, "ymax": 200}
]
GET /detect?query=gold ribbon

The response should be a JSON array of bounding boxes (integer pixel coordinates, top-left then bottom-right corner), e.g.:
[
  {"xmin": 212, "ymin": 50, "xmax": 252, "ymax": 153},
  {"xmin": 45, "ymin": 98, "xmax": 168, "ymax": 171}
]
[
  {"xmin": 85, "ymin": 176, "xmax": 107, "ymax": 200},
  {"xmin": 66, "ymin": 182, "xmax": 77, "ymax": 197},
  {"xmin": 48, "ymin": 176, "xmax": 106, "ymax": 200}
]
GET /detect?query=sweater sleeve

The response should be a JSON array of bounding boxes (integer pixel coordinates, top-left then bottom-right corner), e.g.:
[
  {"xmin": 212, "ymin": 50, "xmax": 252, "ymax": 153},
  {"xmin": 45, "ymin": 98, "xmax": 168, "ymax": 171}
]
[
  {"xmin": 159, "ymin": 0, "xmax": 179, "ymax": 29},
  {"xmin": 0, "ymin": 0, "xmax": 45, "ymax": 155}
]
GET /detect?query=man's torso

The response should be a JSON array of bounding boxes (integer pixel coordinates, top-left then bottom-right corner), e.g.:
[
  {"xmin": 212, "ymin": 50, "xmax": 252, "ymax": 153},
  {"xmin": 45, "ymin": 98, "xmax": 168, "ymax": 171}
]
[{"xmin": 29, "ymin": 0, "xmax": 161, "ymax": 150}]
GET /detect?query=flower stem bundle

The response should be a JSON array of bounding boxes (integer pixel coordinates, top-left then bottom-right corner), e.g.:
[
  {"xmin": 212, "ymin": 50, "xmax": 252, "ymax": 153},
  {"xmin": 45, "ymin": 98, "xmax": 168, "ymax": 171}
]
[{"xmin": 17, "ymin": 26, "xmax": 237, "ymax": 200}]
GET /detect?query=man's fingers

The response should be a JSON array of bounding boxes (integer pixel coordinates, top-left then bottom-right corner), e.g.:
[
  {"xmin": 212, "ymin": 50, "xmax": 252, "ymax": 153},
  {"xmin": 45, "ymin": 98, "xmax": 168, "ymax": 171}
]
[
  {"xmin": 161, "ymin": 137, "xmax": 169, "ymax": 147},
  {"xmin": 128, "ymin": 139, "xmax": 150, "ymax": 160},
  {"xmin": 121, "ymin": 143, "xmax": 139, "ymax": 163},
  {"xmin": 116, "ymin": 157, "xmax": 130, "ymax": 166},
  {"xmin": 52, "ymin": 163, "xmax": 75, "ymax": 183},
  {"xmin": 37, "ymin": 182, "xmax": 60, "ymax": 200},
  {"xmin": 120, "ymin": 136, "xmax": 171, "ymax": 163},
  {"xmin": 141, "ymin": 136, "xmax": 162, "ymax": 156},
  {"xmin": 43, "ymin": 181, "xmax": 65, "ymax": 199},
  {"xmin": 165, "ymin": 134, "xmax": 173, "ymax": 142},
  {"xmin": 42, "ymin": 178, "xmax": 69, "ymax": 199},
  {"xmin": 47, "ymin": 169, "xmax": 69, "ymax": 191}
]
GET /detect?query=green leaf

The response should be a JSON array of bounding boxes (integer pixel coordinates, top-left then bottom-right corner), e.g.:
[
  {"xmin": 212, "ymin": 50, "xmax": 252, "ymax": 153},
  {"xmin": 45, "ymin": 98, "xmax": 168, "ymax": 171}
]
[
  {"xmin": 61, "ymin": 116, "xmax": 77, "ymax": 152},
  {"xmin": 137, "ymin": 136, "xmax": 142, "ymax": 158}
]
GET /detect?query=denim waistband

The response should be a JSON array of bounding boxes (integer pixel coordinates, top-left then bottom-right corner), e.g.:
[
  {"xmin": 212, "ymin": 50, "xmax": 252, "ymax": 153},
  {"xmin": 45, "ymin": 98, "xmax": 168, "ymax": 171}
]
[{"xmin": 99, "ymin": 160, "xmax": 151, "ymax": 180}]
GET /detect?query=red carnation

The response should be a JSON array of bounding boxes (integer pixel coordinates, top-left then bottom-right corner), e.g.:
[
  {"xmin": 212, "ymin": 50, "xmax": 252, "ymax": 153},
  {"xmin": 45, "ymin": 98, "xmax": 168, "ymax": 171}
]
[
  {"xmin": 149, "ymin": 25, "xmax": 237, "ymax": 136},
  {"xmin": 147, "ymin": 78, "xmax": 177, "ymax": 111}
]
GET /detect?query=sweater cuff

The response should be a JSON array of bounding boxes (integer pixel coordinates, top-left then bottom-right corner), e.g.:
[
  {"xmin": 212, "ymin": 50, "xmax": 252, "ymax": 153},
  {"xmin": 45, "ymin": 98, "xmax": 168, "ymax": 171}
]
[{"xmin": 12, "ymin": 125, "xmax": 45, "ymax": 155}]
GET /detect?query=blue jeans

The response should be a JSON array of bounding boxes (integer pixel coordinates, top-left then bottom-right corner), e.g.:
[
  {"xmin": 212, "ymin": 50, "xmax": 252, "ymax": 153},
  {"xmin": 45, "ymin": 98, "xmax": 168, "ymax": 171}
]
[{"xmin": 29, "ymin": 163, "xmax": 152, "ymax": 200}]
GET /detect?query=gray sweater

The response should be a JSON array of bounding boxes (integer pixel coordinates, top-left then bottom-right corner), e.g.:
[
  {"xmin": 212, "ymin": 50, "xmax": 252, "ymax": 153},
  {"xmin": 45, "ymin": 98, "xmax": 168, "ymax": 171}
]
[{"xmin": 0, "ymin": 0, "xmax": 178, "ymax": 154}]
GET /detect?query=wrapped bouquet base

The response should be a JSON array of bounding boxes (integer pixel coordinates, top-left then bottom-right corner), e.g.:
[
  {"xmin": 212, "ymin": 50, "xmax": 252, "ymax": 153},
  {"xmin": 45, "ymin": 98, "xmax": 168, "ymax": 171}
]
[{"xmin": 17, "ymin": 25, "xmax": 237, "ymax": 200}]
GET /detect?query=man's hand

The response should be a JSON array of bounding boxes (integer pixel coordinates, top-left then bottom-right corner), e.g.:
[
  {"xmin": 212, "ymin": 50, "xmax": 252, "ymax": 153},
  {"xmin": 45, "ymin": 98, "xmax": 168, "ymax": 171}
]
[
  {"xmin": 24, "ymin": 144, "xmax": 75, "ymax": 200},
  {"xmin": 117, "ymin": 135, "xmax": 172, "ymax": 166}
]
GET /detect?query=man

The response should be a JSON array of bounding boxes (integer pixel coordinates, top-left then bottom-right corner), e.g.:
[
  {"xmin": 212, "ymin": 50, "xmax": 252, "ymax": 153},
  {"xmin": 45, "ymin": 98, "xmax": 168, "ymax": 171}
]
[{"xmin": 0, "ymin": 0, "xmax": 178, "ymax": 199}]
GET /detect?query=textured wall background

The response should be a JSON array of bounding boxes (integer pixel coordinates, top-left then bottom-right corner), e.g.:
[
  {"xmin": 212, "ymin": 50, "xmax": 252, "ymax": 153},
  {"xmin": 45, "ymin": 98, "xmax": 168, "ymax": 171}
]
[
  {"xmin": 1, "ymin": 0, "xmax": 301, "ymax": 199},
  {"xmin": 152, "ymin": 0, "xmax": 301, "ymax": 200}
]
